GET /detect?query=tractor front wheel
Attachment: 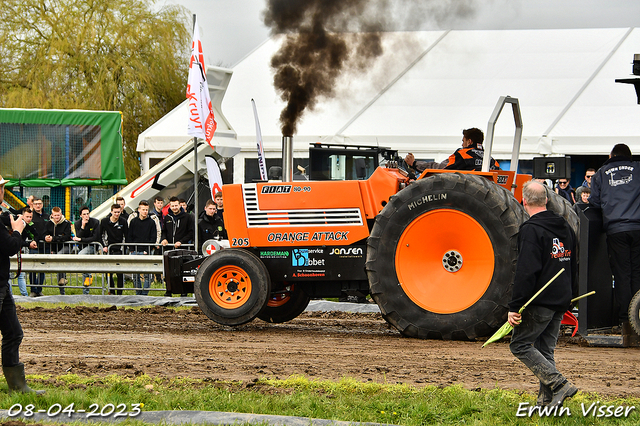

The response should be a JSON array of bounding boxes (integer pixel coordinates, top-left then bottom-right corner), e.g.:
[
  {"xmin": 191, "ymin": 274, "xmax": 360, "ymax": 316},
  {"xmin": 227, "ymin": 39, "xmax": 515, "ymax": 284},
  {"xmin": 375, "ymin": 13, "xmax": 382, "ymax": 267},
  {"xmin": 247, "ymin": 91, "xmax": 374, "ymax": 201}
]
[{"xmin": 194, "ymin": 249, "xmax": 271, "ymax": 326}]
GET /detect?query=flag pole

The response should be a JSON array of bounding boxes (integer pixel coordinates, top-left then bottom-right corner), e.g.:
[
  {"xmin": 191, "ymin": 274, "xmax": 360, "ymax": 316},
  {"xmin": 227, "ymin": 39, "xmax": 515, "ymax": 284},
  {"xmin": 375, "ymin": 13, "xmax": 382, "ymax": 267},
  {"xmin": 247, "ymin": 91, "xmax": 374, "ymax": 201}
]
[{"xmin": 192, "ymin": 13, "xmax": 199, "ymax": 254}]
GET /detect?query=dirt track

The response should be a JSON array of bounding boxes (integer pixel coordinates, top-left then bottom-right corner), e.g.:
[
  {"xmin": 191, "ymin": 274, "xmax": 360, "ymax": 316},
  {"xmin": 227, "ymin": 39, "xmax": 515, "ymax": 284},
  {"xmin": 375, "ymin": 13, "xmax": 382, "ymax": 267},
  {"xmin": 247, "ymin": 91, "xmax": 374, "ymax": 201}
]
[{"xmin": 16, "ymin": 305, "xmax": 640, "ymax": 397}]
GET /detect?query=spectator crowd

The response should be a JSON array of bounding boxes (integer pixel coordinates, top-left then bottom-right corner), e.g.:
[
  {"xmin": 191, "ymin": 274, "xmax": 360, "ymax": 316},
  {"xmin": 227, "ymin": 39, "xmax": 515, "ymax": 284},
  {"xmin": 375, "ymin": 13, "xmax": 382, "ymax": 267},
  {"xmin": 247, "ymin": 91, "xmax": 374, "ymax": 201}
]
[{"xmin": 1, "ymin": 193, "xmax": 227, "ymax": 298}]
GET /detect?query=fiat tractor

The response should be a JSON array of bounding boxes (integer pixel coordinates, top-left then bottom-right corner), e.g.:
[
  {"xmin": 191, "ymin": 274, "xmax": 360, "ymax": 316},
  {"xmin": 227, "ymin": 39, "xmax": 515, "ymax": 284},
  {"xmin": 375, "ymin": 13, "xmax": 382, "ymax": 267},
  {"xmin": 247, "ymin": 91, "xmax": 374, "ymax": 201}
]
[{"xmin": 164, "ymin": 96, "xmax": 579, "ymax": 340}]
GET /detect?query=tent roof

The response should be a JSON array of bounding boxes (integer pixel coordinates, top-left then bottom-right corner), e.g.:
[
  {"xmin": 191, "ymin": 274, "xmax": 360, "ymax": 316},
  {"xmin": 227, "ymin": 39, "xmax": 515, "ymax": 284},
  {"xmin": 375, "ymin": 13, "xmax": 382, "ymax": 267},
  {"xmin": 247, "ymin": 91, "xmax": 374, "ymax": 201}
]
[{"xmin": 222, "ymin": 27, "xmax": 640, "ymax": 160}]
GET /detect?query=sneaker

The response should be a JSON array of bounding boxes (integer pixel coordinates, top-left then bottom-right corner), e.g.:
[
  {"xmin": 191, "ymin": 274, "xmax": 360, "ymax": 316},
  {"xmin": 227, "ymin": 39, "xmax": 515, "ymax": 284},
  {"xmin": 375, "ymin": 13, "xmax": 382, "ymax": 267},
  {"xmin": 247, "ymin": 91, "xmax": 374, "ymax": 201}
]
[
  {"xmin": 164, "ymin": 291, "xmax": 172, "ymax": 297},
  {"xmin": 29, "ymin": 292, "xmax": 37, "ymax": 297},
  {"xmin": 549, "ymin": 381, "xmax": 578, "ymax": 407},
  {"xmin": 58, "ymin": 278, "xmax": 68, "ymax": 286},
  {"xmin": 83, "ymin": 277, "xmax": 93, "ymax": 287}
]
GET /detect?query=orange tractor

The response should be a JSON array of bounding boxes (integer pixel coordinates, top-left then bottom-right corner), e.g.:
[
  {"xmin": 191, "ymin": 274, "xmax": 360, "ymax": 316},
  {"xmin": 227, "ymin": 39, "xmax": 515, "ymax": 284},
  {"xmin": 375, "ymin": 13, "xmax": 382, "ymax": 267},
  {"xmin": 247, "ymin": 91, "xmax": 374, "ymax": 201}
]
[{"xmin": 165, "ymin": 97, "xmax": 578, "ymax": 340}]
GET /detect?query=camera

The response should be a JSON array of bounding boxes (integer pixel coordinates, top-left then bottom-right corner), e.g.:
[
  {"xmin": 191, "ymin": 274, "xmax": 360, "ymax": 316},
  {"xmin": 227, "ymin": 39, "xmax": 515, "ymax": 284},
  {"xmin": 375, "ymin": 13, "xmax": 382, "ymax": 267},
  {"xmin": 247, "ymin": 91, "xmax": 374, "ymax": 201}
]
[
  {"xmin": 0, "ymin": 210, "xmax": 14, "ymax": 227},
  {"xmin": 0, "ymin": 210, "xmax": 24, "ymax": 229}
]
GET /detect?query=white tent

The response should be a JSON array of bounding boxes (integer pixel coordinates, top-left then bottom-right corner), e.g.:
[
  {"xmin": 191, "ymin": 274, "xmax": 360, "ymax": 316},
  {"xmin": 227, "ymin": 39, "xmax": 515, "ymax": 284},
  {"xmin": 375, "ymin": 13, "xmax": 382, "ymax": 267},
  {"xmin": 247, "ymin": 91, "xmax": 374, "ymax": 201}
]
[
  {"xmin": 140, "ymin": 28, "xmax": 640, "ymax": 183},
  {"xmin": 136, "ymin": 66, "xmax": 239, "ymax": 173}
]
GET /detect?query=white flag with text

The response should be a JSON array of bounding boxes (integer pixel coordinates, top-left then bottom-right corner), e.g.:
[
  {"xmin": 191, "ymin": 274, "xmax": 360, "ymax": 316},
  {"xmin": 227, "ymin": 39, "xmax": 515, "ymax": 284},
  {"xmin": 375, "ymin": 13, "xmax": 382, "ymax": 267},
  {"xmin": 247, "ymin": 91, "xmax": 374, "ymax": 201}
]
[
  {"xmin": 251, "ymin": 99, "xmax": 268, "ymax": 181},
  {"xmin": 186, "ymin": 17, "xmax": 217, "ymax": 147},
  {"xmin": 205, "ymin": 155, "xmax": 223, "ymax": 199}
]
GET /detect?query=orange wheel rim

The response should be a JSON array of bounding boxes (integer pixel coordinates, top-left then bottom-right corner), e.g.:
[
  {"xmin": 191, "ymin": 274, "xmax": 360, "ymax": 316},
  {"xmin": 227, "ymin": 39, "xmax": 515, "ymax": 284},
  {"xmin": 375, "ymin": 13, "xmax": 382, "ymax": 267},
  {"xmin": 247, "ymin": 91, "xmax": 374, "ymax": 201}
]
[
  {"xmin": 395, "ymin": 209, "xmax": 494, "ymax": 314},
  {"xmin": 267, "ymin": 293, "xmax": 291, "ymax": 307},
  {"xmin": 267, "ymin": 285, "xmax": 293, "ymax": 307},
  {"xmin": 209, "ymin": 266, "xmax": 252, "ymax": 309}
]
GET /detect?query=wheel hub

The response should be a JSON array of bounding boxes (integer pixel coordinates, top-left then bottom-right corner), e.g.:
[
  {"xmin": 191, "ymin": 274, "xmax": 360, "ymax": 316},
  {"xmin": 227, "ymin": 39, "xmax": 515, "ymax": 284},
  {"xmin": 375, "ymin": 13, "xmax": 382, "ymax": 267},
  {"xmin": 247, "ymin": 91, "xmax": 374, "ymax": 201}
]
[
  {"xmin": 442, "ymin": 250, "xmax": 463, "ymax": 272},
  {"xmin": 226, "ymin": 280, "xmax": 239, "ymax": 293}
]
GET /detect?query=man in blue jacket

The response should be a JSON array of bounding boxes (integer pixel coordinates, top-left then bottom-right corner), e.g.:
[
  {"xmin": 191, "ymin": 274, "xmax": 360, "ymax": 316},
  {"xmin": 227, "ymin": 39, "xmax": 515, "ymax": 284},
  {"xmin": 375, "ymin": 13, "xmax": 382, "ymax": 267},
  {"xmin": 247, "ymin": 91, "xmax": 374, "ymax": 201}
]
[
  {"xmin": 589, "ymin": 143, "xmax": 640, "ymax": 329},
  {"xmin": 508, "ymin": 180, "xmax": 578, "ymax": 408}
]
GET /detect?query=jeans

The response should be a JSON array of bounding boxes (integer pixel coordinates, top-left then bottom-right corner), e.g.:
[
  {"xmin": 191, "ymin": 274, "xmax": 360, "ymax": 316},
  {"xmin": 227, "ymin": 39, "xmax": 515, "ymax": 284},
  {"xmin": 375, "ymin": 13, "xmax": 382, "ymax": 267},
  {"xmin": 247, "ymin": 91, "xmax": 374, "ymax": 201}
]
[
  {"xmin": 56, "ymin": 245, "xmax": 71, "ymax": 295},
  {"xmin": 78, "ymin": 245, "xmax": 97, "ymax": 295},
  {"xmin": 108, "ymin": 249, "xmax": 124, "ymax": 295},
  {"xmin": 510, "ymin": 305, "xmax": 567, "ymax": 393},
  {"xmin": 29, "ymin": 248, "xmax": 44, "ymax": 295},
  {"xmin": 0, "ymin": 282, "xmax": 23, "ymax": 367},
  {"xmin": 10, "ymin": 273, "xmax": 28, "ymax": 297},
  {"xmin": 130, "ymin": 251, "xmax": 151, "ymax": 295},
  {"xmin": 606, "ymin": 230, "xmax": 640, "ymax": 323}
]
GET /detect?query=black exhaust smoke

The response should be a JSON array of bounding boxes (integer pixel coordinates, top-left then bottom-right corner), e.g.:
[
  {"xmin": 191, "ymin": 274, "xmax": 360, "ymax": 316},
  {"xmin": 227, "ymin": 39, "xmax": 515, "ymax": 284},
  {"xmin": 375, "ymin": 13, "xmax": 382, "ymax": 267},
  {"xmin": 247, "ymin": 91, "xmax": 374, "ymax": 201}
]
[
  {"xmin": 264, "ymin": 0, "xmax": 387, "ymax": 137},
  {"xmin": 263, "ymin": 0, "xmax": 479, "ymax": 137}
]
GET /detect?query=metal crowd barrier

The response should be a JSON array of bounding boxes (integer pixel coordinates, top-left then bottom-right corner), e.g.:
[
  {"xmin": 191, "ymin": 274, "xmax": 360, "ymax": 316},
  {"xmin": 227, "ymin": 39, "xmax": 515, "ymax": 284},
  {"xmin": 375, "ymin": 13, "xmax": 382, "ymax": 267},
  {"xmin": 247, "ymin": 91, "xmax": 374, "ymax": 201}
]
[{"xmin": 9, "ymin": 241, "xmax": 195, "ymax": 296}]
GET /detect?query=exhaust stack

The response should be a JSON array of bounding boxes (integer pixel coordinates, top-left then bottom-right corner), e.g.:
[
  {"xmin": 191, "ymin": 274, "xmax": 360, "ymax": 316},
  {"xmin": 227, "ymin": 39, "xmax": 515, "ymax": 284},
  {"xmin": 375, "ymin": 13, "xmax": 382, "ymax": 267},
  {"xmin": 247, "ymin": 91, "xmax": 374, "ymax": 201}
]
[{"xmin": 282, "ymin": 136, "xmax": 294, "ymax": 182}]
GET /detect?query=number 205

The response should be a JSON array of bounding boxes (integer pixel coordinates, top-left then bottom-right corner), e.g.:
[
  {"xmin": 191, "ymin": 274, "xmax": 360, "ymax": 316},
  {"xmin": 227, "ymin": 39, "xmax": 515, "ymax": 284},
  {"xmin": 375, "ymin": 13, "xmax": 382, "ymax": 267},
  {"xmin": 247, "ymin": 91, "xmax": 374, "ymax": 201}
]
[{"xmin": 232, "ymin": 238, "xmax": 249, "ymax": 246}]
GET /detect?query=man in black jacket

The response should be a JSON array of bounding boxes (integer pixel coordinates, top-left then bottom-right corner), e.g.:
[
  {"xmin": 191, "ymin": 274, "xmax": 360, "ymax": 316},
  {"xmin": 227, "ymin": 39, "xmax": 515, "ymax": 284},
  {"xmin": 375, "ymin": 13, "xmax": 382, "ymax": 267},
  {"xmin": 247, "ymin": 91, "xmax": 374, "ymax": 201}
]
[
  {"xmin": 0, "ymin": 175, "xmax": 44, "ymax": 393},
  {"xmin": 128, "ymin": 201, "xmax": 159, "ymax": 295},
  {"xmin": 28, "ymin": 197, "xmax": 48, "ymax": 297},
  {"xmin": 161, "ymin": 197, "xmax": 194, "ymax": 249},
  {"xmin": 72, "ymin": 207, "xmax": 100, "ymax": 294},
  {"xmin": 101, "ymin": 204, "xmax": 128, "ymax": 295},
  {"xmin": 508, "ymin": 180, "xmax": 578, "ymax": 408},
  {"xmin": 12, "ymin": 208, "xmax": 38, "ymax": 297},
  {"xmin": 404, "ymin": 128, "xmax": 500, "ymax": 175},
  {"xmin": 214, "ymin": 192, "xmax": 224, "ymax": 223},
  {"xmin": 149, "ymin": 196, "xmax": 165, "ymax": 284},
  {"xmin": 44, "ymin": 207, "xmax": 72, "ymax": 294},
  {"xmin": 198, "ymin": 199, "xmax": 227, "ymax": 248},
  {"xmin": 590, "ymin": 144, "xmax": 640, "ymax": 330}
]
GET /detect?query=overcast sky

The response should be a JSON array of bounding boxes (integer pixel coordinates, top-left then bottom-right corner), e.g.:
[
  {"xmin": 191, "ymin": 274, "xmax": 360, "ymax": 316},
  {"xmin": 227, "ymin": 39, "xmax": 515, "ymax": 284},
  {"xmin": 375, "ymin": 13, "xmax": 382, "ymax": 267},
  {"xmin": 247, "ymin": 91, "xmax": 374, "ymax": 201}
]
[{"xmin": 166, "ymin": 0, "xmax": 640, "ymax": 67}]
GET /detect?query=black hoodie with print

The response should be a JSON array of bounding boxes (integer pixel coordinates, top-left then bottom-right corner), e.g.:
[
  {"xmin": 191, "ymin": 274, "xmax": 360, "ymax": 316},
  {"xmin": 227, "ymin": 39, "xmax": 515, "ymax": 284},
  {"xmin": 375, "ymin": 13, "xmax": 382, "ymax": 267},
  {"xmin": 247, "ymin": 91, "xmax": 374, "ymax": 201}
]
[{"xmin": 508, "ymin": 210, "xmax": 577, "ymax": 313}]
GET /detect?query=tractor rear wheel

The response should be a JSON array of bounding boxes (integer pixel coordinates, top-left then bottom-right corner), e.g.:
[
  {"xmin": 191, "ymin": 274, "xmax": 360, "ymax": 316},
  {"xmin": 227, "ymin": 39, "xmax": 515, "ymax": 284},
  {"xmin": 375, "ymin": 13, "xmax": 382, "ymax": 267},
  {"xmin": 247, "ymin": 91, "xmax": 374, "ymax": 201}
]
[
  {"xmin": 366, "ymin": 173, "xmax": 526, "ymax": 340},
  {"xmin": 194, "ymin": 249, "xmax": 271, "ymax": 326},
  {"xmin": 628, "ymin": 290, "xmax": 640, "ymax": 335},
  {"xmin": 258, "ymin": 284, "xmax": 311, "ymax": 323},
  {"xmin": 544, "ymin": 185, "xmax": 580, "ymax": 237}
]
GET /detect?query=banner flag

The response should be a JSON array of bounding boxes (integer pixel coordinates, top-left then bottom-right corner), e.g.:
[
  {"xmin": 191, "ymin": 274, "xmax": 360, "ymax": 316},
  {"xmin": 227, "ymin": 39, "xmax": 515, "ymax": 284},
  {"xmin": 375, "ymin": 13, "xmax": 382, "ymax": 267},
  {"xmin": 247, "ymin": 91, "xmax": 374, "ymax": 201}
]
[
  {"xmin": 186, "ymin": 17, "xmax": 217, "ymax": 148},
  {"xmin": 251, "ymin": 99, "xmax": 268, "ymax": 181},
  {"xmin": 205, "ymin": 155, "xmax": 223, "ymax": 198}
]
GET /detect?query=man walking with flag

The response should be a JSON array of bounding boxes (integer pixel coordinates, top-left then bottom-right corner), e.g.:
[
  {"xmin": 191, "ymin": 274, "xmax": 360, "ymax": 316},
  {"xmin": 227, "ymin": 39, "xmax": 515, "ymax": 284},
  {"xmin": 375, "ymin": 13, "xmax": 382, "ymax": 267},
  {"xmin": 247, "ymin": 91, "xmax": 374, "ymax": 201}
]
[{"xmin": 508, "ymin": 180, "xmax": 578, "ymax": 408}]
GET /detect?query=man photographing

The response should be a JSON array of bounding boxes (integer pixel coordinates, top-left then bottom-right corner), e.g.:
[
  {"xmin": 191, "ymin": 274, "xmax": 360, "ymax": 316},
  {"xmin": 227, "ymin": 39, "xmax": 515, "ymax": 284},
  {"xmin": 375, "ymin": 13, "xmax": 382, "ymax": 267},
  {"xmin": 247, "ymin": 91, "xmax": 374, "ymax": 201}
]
[{"xmin": 0, "ymin": 175, "xmax": 43, "ymax": 394}]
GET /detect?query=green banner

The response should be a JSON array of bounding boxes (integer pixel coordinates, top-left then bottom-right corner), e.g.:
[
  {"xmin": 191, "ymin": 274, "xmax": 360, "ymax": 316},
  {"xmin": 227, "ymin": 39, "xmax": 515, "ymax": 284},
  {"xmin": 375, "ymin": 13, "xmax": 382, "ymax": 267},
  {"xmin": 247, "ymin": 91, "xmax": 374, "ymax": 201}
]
[{"xmin": 0, "ymin": 108, "xmax": 127, "ymax": 186}]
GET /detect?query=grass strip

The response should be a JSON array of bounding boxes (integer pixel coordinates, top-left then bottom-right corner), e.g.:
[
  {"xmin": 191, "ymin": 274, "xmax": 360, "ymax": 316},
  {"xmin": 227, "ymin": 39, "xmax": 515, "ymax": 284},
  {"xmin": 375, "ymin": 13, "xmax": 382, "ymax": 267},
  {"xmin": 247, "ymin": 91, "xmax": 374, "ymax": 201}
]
[{"xmin": 0, "ymin": 374, "xmax": 638, "ymax": 425}]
